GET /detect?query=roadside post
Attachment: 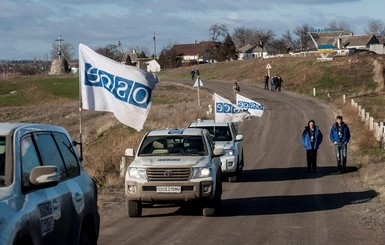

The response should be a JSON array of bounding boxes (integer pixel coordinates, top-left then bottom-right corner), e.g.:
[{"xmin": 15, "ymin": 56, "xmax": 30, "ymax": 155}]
[{"xmin": 266, "ymin": 63, "xmax": 272, "ymax": 78}]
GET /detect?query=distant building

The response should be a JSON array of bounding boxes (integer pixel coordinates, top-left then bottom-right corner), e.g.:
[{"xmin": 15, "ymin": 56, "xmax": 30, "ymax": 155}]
[
  {"xmin": 370, "ymin": 44, "xmax": 385, "ymax": 55},
  {"xmin": 237, "ymin": 44, "xmax": 270, "ymax": 60},
  {"xmin": 146, "ymin": 59, "xmax": 160, "ymax": 72},
  {"xmin": 170, "ymin": 41, "xmax": 221, "ymax": 64},
  {"xmin": 308, "ymin": 33, "xmax": 380, "ymax": 56}
]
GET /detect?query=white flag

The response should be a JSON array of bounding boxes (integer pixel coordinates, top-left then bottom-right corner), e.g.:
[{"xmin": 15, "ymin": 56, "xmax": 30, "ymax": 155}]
[
  {"xmin": 236, "ymin": 93, "xmax": 264, "ymax": 117},
  {"xmin": 214, "ymin": 93, "xmax": 251, "ymax": 123},
  {"xmin": 79, "ymin": 43, "xmax": 158, "ymax": 131}
]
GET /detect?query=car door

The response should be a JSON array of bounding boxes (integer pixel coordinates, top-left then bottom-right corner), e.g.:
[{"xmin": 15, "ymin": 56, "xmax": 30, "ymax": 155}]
[{"xmin": 31, "ymin": 132, "xmax": 75, "ymax": 244}]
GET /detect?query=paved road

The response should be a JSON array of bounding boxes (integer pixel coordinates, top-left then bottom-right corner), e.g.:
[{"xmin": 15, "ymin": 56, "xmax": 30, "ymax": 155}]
[{"xmin": 98, "ymin": 80, "xmax": 385, "ymax": 245}]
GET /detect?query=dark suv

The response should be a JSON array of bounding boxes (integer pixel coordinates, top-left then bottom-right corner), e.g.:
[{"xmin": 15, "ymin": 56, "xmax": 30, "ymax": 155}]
[{"xmin": 0, "ymin": 123, "xmax": 99, "ymax": 245}]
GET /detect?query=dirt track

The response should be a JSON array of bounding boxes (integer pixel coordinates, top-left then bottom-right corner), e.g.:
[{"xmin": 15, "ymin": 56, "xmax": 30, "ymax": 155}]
[{"xmin": 98, "ymin": 80, "xmax": 385, "ymax": 244}]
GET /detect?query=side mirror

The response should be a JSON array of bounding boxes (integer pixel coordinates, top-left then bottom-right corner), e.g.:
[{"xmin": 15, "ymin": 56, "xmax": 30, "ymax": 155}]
[
  {"xmin": 213, "ymin": 148, "xmax": 224, "ymax": 156},
  {"xmin": 29, "ymin": 166, "xmax": 60, "ymax": 187},
  {"xmin": 235, "ymin": 135, "xmax": 244, "ymax": 141}
]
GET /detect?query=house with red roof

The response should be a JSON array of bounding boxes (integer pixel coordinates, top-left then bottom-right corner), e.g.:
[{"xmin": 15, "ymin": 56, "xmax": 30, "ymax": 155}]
[{"xmin": 170, "ymin": 41, "xmax": 221, "ymax": 64}]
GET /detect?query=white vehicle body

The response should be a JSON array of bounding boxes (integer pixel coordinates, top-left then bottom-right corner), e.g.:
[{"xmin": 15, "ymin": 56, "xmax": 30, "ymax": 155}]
[
  {"xmin": 0, "ymin": 123, "xmax": 99, "ymax": 245},
  {"xmin": 124, "ymin": 128, "xmax": 223, "ymax": 217},
  {"xmin": 188, "ymin": 120, "xmax": 244, "ymax": 182}
]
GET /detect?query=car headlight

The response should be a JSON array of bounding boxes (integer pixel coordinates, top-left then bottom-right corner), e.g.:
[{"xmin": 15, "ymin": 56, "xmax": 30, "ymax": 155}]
[
  {"xmin": 128, "ymin": 167, "xmax": 147, "ymax": 179},
  {"xmin": 192, "ymin": 167, "xmax": 212, "ymax": 178},
  {"xmin": 224, "ymin": 149, "xmax": 234, "ymax": 156}
]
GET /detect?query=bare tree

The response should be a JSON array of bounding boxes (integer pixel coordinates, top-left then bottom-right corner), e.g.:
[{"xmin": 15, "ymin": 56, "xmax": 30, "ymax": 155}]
[
  {"xmin": 272, "ymin": 38, "xmax": 290, "ymax": 54},
  {"xmin": 365, "ymin": 19, "xmax": 385, "ymax": 43},
  {"xmin": 293, "ymin": 24, "xmax": 312, "ymax": 50},
  {"xmin": 282, "ymin": 29, "xmax": 297, "ymax": 51},
  {"xmin": 231, "ymin": 27, "xmax": 253, "ymax": 48},
  {"xmin": 328, "ymin": 21, "xmax": 352, "ymax": 34},
  {"xmin": 249, "ymin": 28, "xmax": 275, "ymax": 58},
  {"xmin": 95, "ymin": 44, "xmax": 123, "ymax": 62},
  {"xmin": 209, "ymin": 23, "xmax": 228, "ymax": 42}
]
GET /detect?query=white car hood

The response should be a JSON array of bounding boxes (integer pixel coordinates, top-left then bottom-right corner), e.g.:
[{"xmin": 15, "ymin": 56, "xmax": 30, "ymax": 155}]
[{"xmin": 131, "ymin": 156, "xmax": 211, "ymax": 168}]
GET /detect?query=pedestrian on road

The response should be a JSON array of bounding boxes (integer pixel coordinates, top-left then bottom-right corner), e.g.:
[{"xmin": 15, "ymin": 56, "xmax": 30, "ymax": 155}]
[
  {"xmin": 264, "ymin": 74, "xmax": 269, "ymax": 90},
  {"xmin": 329, "ymin": 115, "xmax": 351, "ymax": 174},
  {"xmin": 196, "ymin": 70, "xmax": 200, "ymax": 79},
  {"xmin": 190, "ymin": 69, "xmax": 195, "ymax": 81},
  {"xmin": 232, "ymin": 82, "xmax": 240, "ymax": 99},
  {"xmin": 302, "ymin": 119, "xmax": 323, "ymax": 173}
]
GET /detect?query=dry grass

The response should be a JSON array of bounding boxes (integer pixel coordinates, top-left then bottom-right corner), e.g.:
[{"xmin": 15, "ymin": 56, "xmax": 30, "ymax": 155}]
[{"xmin": 335, "ymin": 100, "xmax": 385, "ymax": 201}]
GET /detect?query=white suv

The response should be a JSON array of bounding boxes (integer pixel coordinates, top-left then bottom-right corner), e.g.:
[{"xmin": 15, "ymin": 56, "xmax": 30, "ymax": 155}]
[
  {"xmin": 123, "ymin": 128, "xmax": 223, "ymax": 217},
  {"xmin": 0, "ymin": 123, "xmax": 99, "ymax": 245},
  {"xmin": 188, "ymin": 120, "xmax": 244, "ymax": 182}
]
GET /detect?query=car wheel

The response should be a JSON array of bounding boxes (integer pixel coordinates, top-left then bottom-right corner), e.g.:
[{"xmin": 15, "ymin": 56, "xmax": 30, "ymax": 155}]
[
  {"xmin": 127, "ymin": 199, "xmax": 142, "ymax": 217},
  {"xmin": 202, "ymin": 191, "xmax": 221, "ymax": 217},
  {"xmin": 203, "ymin": 198, "xmax": 220, "ymax": 216},
  {"xmin": 228, "ymin": 175, "xmax": 238, "ymax": 182}
]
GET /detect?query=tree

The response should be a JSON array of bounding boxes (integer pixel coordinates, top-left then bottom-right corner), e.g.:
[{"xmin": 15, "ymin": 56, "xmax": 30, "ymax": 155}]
[
  {"xmin": 249, "ymin": 28, "xmax": 275, "ymax": 59},
  {"xmin": 158, "ymin": 44, "xmax": 181, "ymax": 70},
  {"xmin": 128, "ymin": 46, "xmax": 149, "ymax": 58},
  {"xmin": 293, "ymin": 24, "xmax": 312, "ymax": 50},
  {"xmin": 95, "ymin": 44, "xmax": 124, "ymax": 62},
  {"xmin": 328, "ymin": 21, "xmax": 352, "ymax": 34},
  {"xmin": 209, "ymin": 23, "xmax": 228, "ymax": 42},
  {"xmin": 272, "ymin": 38, "xmax": 289, "ymax": 54},
  {"xmin": 232, "ymin": 27, "xmax": 253, "ymax": 48},
  {"xmin": 281, "ymin": 29, "xmax": 297, "ymax": 51},
  {"xmin": 218, "ymin": 34, "xmax": 238, "ymax": 61},
  {"xmin": 365, "ymin": 19, "xmax": 385, "ymax": 43},
  {"xmin": 50, "ymin": 42, "xmax": 74, "ymax": 61}
]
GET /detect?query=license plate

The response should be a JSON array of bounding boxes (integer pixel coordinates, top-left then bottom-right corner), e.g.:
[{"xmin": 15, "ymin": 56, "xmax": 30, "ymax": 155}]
[{"xmin": 156, "ymin": 186, "xmax": 181, "ymax": 193}]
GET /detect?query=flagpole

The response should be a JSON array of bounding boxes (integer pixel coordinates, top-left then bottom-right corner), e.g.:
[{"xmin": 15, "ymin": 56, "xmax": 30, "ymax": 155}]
[
  {"xmin": 197, "ymin": 77, "xmax": 200, "ymax": 116},
  {"xmin": 78, "ymin": 58, "xmax": 83, "ymax": 161}
]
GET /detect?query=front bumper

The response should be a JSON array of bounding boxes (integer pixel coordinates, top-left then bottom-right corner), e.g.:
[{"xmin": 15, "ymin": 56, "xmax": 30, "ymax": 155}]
[{"xmin": 125, "ymin": 180, "xmax": 215, "ymax": 202}]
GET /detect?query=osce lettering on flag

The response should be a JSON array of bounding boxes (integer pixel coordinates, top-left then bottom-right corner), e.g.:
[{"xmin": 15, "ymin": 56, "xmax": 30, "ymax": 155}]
[
  {"xmin": 79, "ymin": 43, "xmax": 158, "ymax": 131},
  {"xmin": 236, "ymin": 93, "xmax": 264, "ymax": 117},
  {"xmin": 214, "ymin": 93, "xmax": 251, "ymax": 123}
]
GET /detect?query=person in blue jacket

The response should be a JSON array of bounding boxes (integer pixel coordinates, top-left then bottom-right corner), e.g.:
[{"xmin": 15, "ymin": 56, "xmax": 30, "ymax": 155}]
[
  {"xmin": 329, "ymin": 115, "xmax": 350, "ymax": 174},
  {"xmin": 302, "ymin": 120, "xmax": 323, "ymax": 173}
]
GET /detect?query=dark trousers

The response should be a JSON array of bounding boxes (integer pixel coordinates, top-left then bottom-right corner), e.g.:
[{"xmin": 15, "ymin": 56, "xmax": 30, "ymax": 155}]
[
  {"xmin": 306, "ymin": 149, "xmax": 318, "ymax": 172},
  {"xmin": 264, "ymin": 81, "xmax": 269, "ymax": 90}
]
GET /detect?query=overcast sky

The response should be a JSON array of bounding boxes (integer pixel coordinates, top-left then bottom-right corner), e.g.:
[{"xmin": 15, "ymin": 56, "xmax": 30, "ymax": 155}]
[{"xmin": 0, "ymin": 0, "xmax": 384, "ymax": 60}]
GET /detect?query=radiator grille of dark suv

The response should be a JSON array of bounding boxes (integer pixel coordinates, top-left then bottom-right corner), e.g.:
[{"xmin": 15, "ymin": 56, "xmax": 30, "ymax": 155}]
[{"xmin": 146, "ymin": 168, "xmax": 191, "ymax": 181}]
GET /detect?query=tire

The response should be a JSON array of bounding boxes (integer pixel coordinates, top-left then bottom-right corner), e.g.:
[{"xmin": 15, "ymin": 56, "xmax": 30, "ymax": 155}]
[
  {"xmin": 228, "ymin": 175, "xmax": 237, "ymax": 182},
  {"xmin": 127, "ymin": 199, "xmax": 142, "ymax": 217},
  {"xmin": 203, "ymin": 206, "xmax": 216, "ymax": 217},
  {"xmin": 203, "ymin": 179, "xmax": 222, "ymax": 216},
  {"xmin": 79, "ymin": 220, "xmax": 97, "ymax": 245}
]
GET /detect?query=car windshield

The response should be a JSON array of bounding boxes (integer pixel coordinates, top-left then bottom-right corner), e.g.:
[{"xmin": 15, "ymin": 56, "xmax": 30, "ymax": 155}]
[
  {"xmin": 138, "ymin": 135, "xmax": 206, "ymax": 156},
  {"xmin": 191, "ymin": 126, "xmax": 232, "ymax": 141},
  {"xmin": 0, "ymin": 136, "xmax": 6, "ymax": 187}
]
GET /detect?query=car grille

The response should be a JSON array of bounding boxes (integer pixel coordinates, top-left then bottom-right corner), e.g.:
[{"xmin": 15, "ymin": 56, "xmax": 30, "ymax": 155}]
[{"xmin": 146, "ymin": 168, "xmax": 191, "ymax": 181}]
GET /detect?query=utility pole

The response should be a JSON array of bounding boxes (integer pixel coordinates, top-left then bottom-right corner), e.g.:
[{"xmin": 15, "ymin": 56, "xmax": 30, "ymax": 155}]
[
  {"xmin": 153, "ymin": 32, "xmax": 156, "ymax": 60},
  {"xmin": 55, "ymin": 34, "xmax": 64, "ymax": 59}
]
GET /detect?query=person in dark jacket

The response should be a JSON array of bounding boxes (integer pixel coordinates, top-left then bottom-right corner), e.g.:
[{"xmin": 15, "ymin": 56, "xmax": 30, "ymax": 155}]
[
  {"xmin": 302, "ymin": 120, "xmax": 323, "ymax": 173},
  {"xmin": 329, "ymin": 115, "xmax": 350, "ymax": 174}
]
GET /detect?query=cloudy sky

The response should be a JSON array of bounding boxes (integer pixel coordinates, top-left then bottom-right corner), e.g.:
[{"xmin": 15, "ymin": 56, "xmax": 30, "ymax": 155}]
[{"xmin": 0, "ymin": 0, "xmax": 384, "ymax": 60}]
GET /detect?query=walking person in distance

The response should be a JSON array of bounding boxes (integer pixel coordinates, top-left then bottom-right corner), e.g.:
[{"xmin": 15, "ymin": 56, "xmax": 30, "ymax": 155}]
[
  {"xmin": 329, "ymin": 115, "xmax": 351, "ymax": 174},
  {"xmin": 301, "ymin": 120, "xmax": 323, "ymax": 173}
]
